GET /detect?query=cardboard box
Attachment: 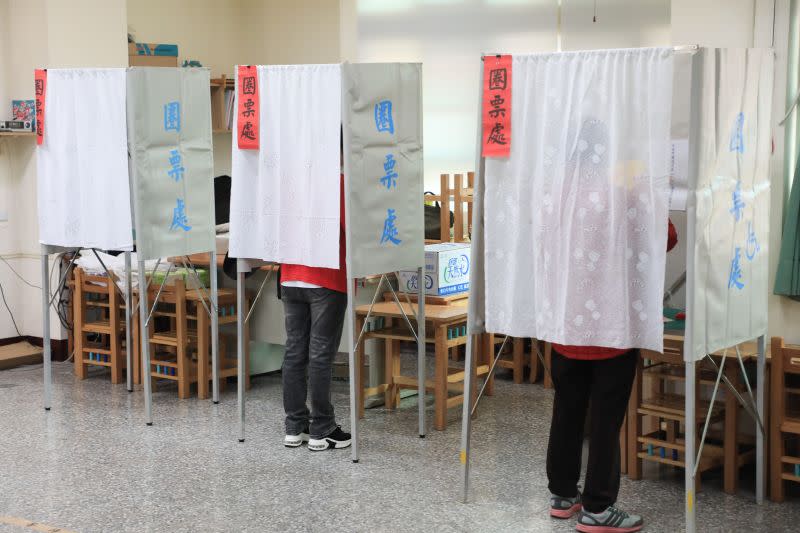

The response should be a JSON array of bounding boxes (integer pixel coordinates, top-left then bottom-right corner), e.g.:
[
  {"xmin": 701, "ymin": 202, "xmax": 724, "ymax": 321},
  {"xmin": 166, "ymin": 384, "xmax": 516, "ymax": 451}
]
[
  {"xmin": 128, "ymin": 42, "xmax": 178, "ymax": 67},
  {"xmin": 398, "ymin": 243, "xmax": 471, "ymax": 296}
]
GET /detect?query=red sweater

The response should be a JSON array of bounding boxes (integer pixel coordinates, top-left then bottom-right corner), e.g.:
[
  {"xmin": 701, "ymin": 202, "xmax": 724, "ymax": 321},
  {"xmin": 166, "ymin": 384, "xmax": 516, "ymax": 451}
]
[
  {"xmin": 281, "ymin": 176, "xmax": 347, "ymax": 294},
  {"xmin": 554, "ymin": 219, "xmax": 678, "ymax": 360}
]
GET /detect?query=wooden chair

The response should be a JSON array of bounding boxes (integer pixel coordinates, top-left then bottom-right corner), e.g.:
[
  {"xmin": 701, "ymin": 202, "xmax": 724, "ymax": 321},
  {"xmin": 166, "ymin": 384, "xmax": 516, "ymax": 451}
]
[
  {"xmin": 628, "ymin": 339, "xmax": 755, "ymax": 495},
  {"xmin": 195, "ymin": 288, "xmax": 251, "ymax": 399},
  {"xmin": 770, "ymin": 337, "xmax": 800, "ymax": 502},
  {"xmin": 494, "ymin": 337, "xmax": 541, "ymax": 384},
  {"xmin": 72, "ymin": 267, "xmax": 129, "ymax": 384},
  {"xmin": 427, "ymin": 172, "xmax": 474, "ymax": 243},
  {"xmin": 141, "ymin": 277, "xmax": 199, "ymax": 399},
  {"xmin": 134, "ymin": 278, "xmax": 250, "ymax": 399}
]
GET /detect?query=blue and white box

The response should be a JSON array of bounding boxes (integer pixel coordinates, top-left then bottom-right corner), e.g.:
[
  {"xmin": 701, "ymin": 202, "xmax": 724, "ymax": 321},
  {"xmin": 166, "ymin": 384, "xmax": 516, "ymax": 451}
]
[{"xmin": 398, "ymin": 242, "xmax": 471, "ymax": 296}]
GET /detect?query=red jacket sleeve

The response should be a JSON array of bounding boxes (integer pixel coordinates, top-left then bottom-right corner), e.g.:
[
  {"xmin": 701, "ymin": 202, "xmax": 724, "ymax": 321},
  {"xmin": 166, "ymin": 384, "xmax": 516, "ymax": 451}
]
[{"xmin": 667, "ymin": 218, "xmax": 678, "ymax": 252}]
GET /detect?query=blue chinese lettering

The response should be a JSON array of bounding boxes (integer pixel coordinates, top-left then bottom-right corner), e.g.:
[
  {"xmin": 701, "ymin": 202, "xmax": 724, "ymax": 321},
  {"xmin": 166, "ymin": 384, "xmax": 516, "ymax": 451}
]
[
  {"xmin": 729, "ymin": 112, "xmax": 744, "ymax": 153},
  {"xmin": 167, "ymin": 149, "xmax": 185, "ymax": 182},
  {"xmin": 728, "ymin": 247, "xmax": 744, "ymax": 290},
  {"xmin": 164, "ymin": 101, "xmax": 181, "ymax": 132},
  {"xmin": 170, "ymin": 198, "xmax": 191, "ymax": 232},
  {"xmin": 374, "ymin": 100, "xmax": 394, "ymax": 134},
  {"xmin": 729, "ymin": 180, "xmax": 745, "ymax": 222},
  {"xmin": 380, "ymin": 208, "xmax": 401, "ymax": 245},
  {"xmin": 380, "ymin": 154, "xmax": 398, "ymax": 189},
  {"xmin": 745, "ymin": 221, "xmax": 760, "ymax": 261}
]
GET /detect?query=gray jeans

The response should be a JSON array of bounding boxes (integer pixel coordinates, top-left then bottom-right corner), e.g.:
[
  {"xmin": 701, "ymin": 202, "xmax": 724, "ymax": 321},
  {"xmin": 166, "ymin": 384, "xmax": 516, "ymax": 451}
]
[{"xmin": 281, "ymin": 286, "xmax": 347, "ymax": 439}]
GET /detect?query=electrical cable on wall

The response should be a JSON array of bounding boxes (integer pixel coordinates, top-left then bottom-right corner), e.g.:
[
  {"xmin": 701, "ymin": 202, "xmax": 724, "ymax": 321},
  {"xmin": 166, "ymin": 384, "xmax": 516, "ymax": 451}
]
[
  {"xmin": 0, "ymin": 280, "xmax": 22, "ymax": 337},
  {"xmin": 0, "ymin": 253, "xmax": 73, "ymax": 334}
]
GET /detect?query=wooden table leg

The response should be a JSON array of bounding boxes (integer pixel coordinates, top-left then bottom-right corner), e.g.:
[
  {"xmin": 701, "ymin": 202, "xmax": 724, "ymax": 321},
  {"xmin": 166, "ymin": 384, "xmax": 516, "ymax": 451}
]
[
  {"xmin": 512, "ymin": 337, "xmax": 523, "ymax": 384},
  {"xmin": 724, "ymin": 361, "xmax": 739, "ymax": 495},
  {"xmin": 176, "ymin": 283, "xmax": 190, "ymax": 399},
  {"xmin": 627, "ymin": 353, "xmax": 643, "ymax": 480},
  {"xmin": 544, "ymin": 342, "xmax": 553, "ymax": 389},
  {"xmin": 529, "ymin": 339, "xmax": 540, "ymax": 384},
  {"xmin": 384, "ymin": 318, "xmax": 397, "ymax": 410},
  {"xmin": 197, "ymin": 307, "xmax": 209, "ymax": 400},
  {"xmin": 73, "ymin": 270, "xmax": 87, "ymax": 380},
  {"xmin": 434, "ymin": 324, "xmax": 448, "ymax": 430},
  {"xmin": 109, "ymin": 279, "xmax": 123, "ymax": 384}
]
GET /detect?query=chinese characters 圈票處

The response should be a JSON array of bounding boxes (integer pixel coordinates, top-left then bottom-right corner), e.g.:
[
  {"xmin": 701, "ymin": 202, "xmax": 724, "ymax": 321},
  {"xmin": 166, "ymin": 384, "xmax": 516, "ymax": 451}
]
[
  {"xmin": 164, "ymin": 101, "xmax": 191, "ymax": 232},
  {"xmin": 375, "ymin": 99, "xmax": 401, "ymax": 246}
]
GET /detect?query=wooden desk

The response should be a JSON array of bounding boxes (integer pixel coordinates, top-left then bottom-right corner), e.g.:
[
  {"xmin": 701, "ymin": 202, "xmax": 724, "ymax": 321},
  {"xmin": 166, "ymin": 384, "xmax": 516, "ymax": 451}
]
[
  {"xmin": 355, "ymin": 300, "xmax": 494, "ymax": 431},
  {"xmin": 175, "ymin": 253, "xmax": 278, "ymax": 272}
]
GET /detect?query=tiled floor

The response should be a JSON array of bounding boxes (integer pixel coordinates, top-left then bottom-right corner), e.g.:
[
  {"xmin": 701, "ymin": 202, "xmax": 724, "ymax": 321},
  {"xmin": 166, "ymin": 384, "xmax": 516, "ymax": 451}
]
[{"xmin": 0, "ymin": 360, "xmax": 797, "ymax": 532}]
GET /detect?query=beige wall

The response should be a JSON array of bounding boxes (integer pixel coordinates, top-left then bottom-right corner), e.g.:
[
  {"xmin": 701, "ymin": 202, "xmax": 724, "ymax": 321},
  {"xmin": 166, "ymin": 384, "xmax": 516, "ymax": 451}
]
[
  {"xmin": 0, "ymin": 0, "xmax": 127, "ymax": 339},
  {"xmin": 239, "ymin": 0, "xmax": 341, "ymax": 65},
  {"xmin": 127, "ymin": 0, "xmax": 341, "ymax": 177},
  {"xmin": 127, "ymin": 0, "xmax": 243, "ymax": 78}
]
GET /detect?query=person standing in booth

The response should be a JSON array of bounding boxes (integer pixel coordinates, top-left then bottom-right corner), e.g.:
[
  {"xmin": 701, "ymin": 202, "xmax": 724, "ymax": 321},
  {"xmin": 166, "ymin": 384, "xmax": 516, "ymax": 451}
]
[
  {"xmin": 547, "ymin": 220, "xmax": 678, "ymax": 532},
  {"xmin": 279, "ymin": 134, "xmax": 351, "ymax": 451}
]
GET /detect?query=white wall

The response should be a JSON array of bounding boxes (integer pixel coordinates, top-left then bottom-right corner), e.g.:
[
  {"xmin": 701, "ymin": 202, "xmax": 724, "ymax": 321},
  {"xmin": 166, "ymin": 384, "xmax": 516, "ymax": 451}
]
[{"xmin": 562, "ymin": 0, "xmax": 670, "ymax": 51}]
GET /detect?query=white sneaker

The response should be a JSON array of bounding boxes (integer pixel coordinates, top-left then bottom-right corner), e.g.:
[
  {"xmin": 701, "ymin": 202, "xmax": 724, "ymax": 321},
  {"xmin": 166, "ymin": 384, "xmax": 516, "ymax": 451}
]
[
  {"xmin": 284, "ymin": 431, "xmax": 309, "ymax": 448},
  {"xmin": 308, "ymin": 427, "xmax": 351, "ymax": 451}
]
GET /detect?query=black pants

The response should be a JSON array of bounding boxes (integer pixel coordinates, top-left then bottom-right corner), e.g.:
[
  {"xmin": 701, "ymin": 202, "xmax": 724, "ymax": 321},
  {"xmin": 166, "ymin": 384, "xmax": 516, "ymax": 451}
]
[
  {"xmin": 546, "ymin": 349, "xmax": 638, "ymax": 513},
  {"xmin": 281, "ymin": 286, "xmax": 347, "ymax": 439}
]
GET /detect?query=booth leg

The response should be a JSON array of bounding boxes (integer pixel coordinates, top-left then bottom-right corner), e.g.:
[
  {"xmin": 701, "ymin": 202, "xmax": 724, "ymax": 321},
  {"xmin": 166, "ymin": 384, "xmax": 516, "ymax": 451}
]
[
  {"xmin": 236, "ymin": 264, "xmax": 245, "ymax": 442},
  {"xmin": 137, "ymin": 259, "xmax": 153, "ymax": 426},
  {"xmin": 41, "ymin": 247, "xmax": 52, "ymax": 411}
]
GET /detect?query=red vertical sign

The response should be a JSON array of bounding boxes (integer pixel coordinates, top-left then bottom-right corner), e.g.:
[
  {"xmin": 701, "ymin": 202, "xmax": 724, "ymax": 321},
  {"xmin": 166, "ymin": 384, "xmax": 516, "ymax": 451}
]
[
  {"xmin": 34, "ymin": 69, "xmax": 47, "ymax": 145},
  {"xmin": 237, "ymin": 65, "xmax": 259, "ymax": 150},
  {"xmin": 481, "ymin": 55, "xmax": 512, "ymax": 158}
]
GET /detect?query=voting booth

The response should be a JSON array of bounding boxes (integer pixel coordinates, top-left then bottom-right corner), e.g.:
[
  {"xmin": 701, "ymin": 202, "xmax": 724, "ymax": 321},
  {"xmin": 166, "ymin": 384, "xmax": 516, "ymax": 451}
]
[
  {"xmin": 459, "ymin": 47, "xmax": 774, "ymax": 533},
  {"xmin": 229, "ymin": 62, "xmax": 425, "ymax": 457},
  {"xmin": 36, "ymin": 67, "xmax": 221, "ymax": 423}
]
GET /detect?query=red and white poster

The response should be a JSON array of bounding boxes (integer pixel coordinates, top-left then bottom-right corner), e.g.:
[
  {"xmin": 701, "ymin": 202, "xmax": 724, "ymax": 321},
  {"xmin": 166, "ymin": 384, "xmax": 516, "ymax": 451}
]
[
  {"xmin": 481, "ymin": 54, "xmax": 512, "ymax": 158},
  {"xmin": 237, "ymin": 65, "xmax": 259, "ymax": 150},
  {"xmin": 34, "ymin": 69, "xmax": 47, "ymax": 145}
]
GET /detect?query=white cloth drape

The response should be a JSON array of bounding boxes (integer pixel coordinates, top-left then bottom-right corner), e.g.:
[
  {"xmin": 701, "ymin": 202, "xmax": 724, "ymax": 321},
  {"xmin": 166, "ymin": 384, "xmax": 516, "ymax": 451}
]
[
  {"xmin": 689, "ymin": 48, "xmax": 774, "ymax": 361},
  {"xmin": 229, "ymin": 64, "xmax": 341, "ymax": 268},
  {"xmin": 37, "ymin": 68, "xmax": 132, "ymax": 250},
  {"xmin": 483, "ymin": 48, "xmax": 674, "ymax": 352}
]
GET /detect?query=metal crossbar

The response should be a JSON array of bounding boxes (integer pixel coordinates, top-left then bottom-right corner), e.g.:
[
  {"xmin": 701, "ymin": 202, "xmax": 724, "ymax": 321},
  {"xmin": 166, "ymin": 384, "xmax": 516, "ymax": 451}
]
[
  {"xmin": 693, "ymin": 351, "xmax": 727, "ymax": 477},
  {"xmin": 182, "ymin": 256, "xmax": 217, "ymax": 314},
  {"xmin": 145, "ymin": 264, "xmax": 173, "ymax": 327},
  {"xmin": 179, "ymin": 257, "xmax": 213, "ymax": 319},
  {"xmin": 470, "ymin": 335, "xmax": 509, "ymax": 416},
  {"xmin": 245, "ymin": 268, "xmax": 273, "ymax": 325}
]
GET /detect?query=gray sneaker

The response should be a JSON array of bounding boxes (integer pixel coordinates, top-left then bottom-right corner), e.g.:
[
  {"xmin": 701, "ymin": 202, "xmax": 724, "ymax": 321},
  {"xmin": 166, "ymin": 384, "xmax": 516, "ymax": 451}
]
[
  {"xmin": 576, "ymin": 505, "xmax": 643, "ymax": 533},
  {"xmin": 550, "ymin": 491, "xmax": 582, "ymax": 519}
]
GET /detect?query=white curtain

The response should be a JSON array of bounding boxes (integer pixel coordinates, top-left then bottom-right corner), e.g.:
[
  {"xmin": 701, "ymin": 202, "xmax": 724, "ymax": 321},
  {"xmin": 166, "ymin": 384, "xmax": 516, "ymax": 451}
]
[
  {"xmin": 229, "ymin": 64, "xmax": 342, "ymax": 268},
  {"xmin": 483, "ymin": 48, "xmax": 674, "ymax": 352},
  {"xmin": 689, "ymin": 48, "xmax": 774, "ymax": 361},
  {"xmin": 37, "ymin": 68, "xmax": 132, "ymax": 250}
]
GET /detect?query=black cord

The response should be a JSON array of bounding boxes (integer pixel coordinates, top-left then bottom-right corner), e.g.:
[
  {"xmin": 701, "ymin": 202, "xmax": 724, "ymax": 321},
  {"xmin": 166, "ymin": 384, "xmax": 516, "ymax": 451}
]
[{"xmin": 0, "ymin": 279, "xmax": 22, "ymax": 337}]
